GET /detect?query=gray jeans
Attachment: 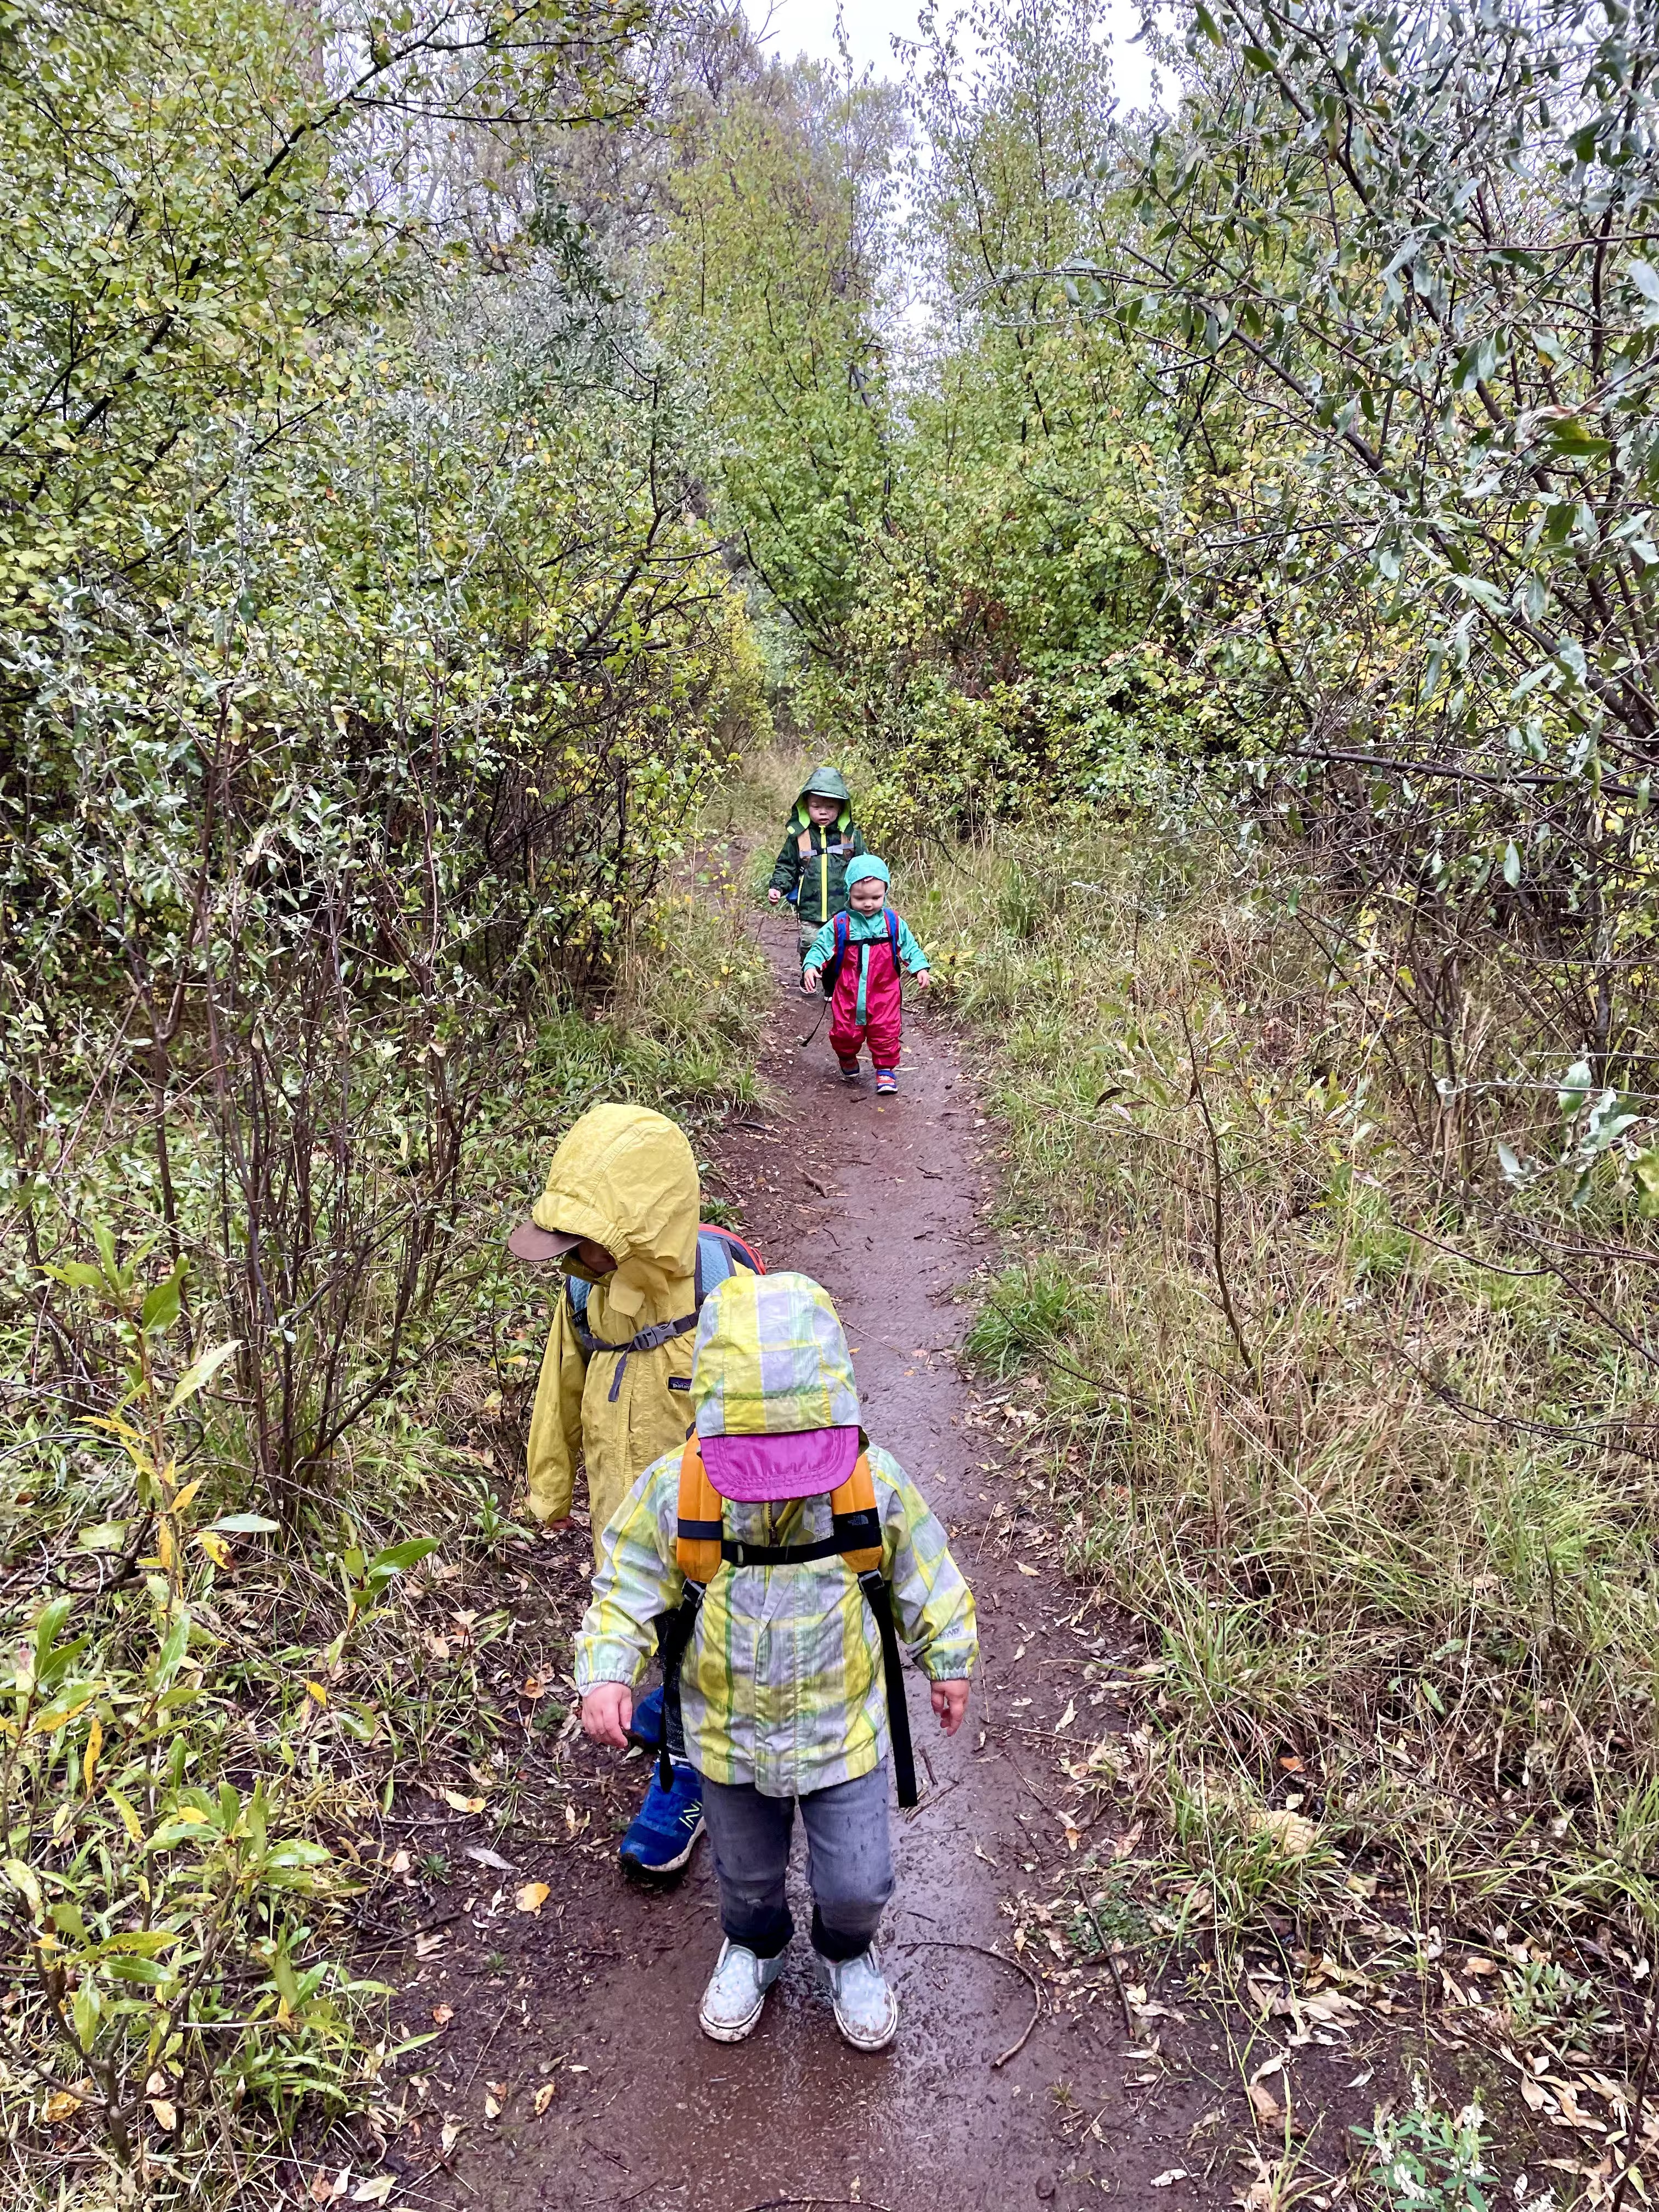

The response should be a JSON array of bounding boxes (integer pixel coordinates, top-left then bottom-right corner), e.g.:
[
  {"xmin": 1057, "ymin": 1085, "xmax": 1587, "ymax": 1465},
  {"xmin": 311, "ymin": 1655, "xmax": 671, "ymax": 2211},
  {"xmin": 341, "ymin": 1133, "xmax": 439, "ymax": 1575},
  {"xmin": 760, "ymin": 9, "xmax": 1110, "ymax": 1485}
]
[{"xmin": 700, "ymin": 1764, "xmax": 894, "ymax": 1963}]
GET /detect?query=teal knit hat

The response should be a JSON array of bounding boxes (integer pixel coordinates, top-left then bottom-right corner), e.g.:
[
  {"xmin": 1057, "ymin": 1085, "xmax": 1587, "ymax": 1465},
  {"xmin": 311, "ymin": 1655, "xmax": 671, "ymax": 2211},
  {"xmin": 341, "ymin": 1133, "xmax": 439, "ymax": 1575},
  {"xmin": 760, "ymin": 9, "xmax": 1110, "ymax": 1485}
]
[{"xmin": 844, "ymin": 855, "xmax": 889, "ymax": 888}]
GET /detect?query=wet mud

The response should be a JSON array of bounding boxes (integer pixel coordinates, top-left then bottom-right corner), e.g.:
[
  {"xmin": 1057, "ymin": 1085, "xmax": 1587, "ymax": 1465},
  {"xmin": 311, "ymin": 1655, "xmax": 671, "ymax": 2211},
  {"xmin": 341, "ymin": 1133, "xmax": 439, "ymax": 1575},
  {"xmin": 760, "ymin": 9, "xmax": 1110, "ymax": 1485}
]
[{"xmin": 374, "ymin": 921, "xmax": 1233, "ymax": 2212}]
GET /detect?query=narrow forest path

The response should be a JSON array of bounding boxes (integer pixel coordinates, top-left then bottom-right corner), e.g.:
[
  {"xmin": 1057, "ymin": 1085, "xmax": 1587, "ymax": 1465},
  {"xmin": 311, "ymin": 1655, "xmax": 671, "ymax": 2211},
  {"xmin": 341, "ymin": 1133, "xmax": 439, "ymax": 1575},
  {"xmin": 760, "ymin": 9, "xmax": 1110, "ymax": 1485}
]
[{"xmin": 381, "ymin": 910, "xmax": 1228, "ymax": 2212}]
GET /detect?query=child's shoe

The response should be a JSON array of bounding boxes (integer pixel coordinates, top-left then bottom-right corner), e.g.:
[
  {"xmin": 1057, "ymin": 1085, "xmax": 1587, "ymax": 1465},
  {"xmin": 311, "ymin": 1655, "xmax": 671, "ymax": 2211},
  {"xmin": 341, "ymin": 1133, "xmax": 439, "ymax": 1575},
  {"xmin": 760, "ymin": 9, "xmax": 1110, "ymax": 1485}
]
[
  {"xmin": 618, "ymin": 1759, "xmax": 704, "ymax": 1880},
  {"xmin": 838, "ymin": 1056, "xmax": 861, "ymax": 1082},
  {"xmin": 816, "ymin": 1944, "xmax": 899, "ymax": 2051},
  {"xmin": 698, "ymin": 1939, "xmax": 785, "ymax": 2042},
  {"xmin": 874, "ymin": 1068, "xmax": 898, "ymax": 1096}
]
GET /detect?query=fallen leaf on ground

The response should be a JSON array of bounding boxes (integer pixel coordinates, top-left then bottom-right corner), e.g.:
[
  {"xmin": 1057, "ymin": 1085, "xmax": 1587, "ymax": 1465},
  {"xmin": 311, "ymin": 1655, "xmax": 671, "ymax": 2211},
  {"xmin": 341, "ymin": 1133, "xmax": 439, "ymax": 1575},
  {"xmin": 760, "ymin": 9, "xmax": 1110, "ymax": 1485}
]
[
  {"xmin": 442, "ymin": 1791, "xmax": 485, "ymax": 1814},
  {"xmin": 148, "ymin": 2098, "xmax": 177, "ymax": 2133},
  {"xmin": 515, "ymin": 1881, "xmax": 550, "ymax": 1914},
  {"xmin": 352, "ymin": 2180, "xmax": 398, "ymax": 2206},
  {"xmin": 1150, "ymin": 2170, "xmax": 1189, "ymax": 2188},
  {"xmin": 533, "ymin": 2083, "xmax": 556, "ymax": 2117},
  {"xmin": 483, "ymin": 2091, "xmax": 501, "ymax": 2120},
  {"xmin": 431, "ymin": 2005, "xmax": 454, "ymax": 2025},
  {"xmin": 414, "ymin": 1931, "xmax": 447, "ymax": 1959},
  {"xmin": 309, "ymin": 2170, "xmax": 348, "ymax": 2205},
  {"xmin": 1015, "ymin": 1561, "xmax": 1039, "ymax": 1577},
  {"xmin": 464, "ymin": 1845, "xmax": 516, "ymax": 1874},
  {"xmin": 1057, "ymin": 1699, "xmax": 1077, "ymax": 1729},
  {"xmin": 439, "ymin": 2120, "xmax": 461, "ymax": 2155},
  {"xmin": 44, "ymin": 2089, "xmax": 83, "ymax": 2123},
  {"xmin": 522, "ymin": 1677, "xmax": 548, "ymax": 1699},
  {"xmin": 388, "ymin": 1848, "xmax": 411, "ymax": 1875},
  {"xmin": 1248, "ymin": 2081, "xmax": 1285, "ymax": 2125},
  {"xmin": 1249, "ymin": 1808, "xmax": 1318, "ymax": 1859}
]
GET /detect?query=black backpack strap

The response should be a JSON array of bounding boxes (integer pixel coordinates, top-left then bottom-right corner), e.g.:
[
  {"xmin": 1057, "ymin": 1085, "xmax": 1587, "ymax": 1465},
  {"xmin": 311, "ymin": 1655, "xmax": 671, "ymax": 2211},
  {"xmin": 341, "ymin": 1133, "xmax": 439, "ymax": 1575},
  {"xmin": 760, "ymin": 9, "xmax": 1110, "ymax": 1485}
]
[
  {"xmin": 857, "ymin": 1570, "xmax": 917, "ymax": 1809},
  {"xmin": 886, "ymin": 907, "xmax": 901, "ymax": 972},
  {"xmin": 719, "ymin": 1532, "xmax": 848, "ymax": 1567},
  {"xmin": 653, "ymin": 1584, "xmax": 705, "ymax": 1791},
  {"xmin": 573, "ymin": 1308, "xmax": 698, "ymax": 1401}
]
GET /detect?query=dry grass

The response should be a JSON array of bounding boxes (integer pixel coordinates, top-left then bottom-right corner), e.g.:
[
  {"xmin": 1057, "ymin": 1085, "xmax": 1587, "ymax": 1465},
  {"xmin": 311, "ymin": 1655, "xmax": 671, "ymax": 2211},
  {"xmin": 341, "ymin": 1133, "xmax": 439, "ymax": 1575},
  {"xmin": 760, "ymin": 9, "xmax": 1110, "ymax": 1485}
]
[{"xmin": 899, "ymin": 808, "xmax": 1659, "ymax": 1985}]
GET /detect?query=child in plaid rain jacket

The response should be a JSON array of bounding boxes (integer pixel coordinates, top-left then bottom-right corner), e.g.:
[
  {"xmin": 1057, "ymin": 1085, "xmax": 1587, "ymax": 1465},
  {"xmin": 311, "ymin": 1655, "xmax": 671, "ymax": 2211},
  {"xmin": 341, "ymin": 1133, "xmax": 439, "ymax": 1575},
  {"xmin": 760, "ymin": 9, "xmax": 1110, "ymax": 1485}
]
[{"xmin": 575, "ymin": 1269, "xmax": 977, "ymax": 2051}]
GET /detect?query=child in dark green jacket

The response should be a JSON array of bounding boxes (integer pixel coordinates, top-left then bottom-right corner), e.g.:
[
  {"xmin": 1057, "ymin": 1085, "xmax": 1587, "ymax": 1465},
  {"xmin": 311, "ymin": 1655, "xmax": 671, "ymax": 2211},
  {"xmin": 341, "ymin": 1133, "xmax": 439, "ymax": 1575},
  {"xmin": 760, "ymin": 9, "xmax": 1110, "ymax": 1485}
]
[{"xmin": 767, "ymin": 765, "xmax": 866, "ymax": 972}]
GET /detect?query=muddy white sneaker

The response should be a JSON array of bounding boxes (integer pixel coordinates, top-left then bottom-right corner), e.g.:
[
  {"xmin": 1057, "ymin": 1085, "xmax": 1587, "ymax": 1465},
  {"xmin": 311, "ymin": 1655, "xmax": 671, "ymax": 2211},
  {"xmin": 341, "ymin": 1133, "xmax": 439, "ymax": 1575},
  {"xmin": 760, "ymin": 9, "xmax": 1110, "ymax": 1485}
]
[
  {"xmin": 816, "ymin": 1945, "xmax": 899, "ymax": 2051},
  {"xmin": 698, "ymin": 1939, "xmax": 784, "ymax": 2042}
]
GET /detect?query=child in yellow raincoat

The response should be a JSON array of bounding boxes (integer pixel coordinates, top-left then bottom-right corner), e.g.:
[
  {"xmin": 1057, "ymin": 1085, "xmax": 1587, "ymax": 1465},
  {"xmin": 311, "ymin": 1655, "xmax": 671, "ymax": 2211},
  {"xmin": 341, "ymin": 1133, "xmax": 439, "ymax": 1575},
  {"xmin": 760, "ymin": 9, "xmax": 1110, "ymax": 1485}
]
[{"xmin": 510, "ymin": 1102, "xmax": 759, "ymax": 1876}]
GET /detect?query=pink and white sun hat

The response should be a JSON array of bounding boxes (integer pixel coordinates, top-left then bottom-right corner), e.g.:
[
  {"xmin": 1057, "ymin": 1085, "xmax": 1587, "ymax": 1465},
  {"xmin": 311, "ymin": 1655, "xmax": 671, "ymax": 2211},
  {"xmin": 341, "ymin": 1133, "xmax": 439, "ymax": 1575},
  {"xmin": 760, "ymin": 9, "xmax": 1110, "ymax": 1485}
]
[{"xmin": 689, "ymin": 1271, "xmax": 861, "ymax": 1504}]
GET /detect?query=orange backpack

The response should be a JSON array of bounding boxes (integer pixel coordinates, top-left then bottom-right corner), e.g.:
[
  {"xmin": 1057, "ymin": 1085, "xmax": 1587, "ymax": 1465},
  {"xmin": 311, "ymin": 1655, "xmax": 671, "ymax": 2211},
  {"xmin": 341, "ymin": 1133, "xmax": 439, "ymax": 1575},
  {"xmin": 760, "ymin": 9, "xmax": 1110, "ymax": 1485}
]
[{"xmin": 656, "ymin": 1433, "xmax": 917, "ymax": 1806}]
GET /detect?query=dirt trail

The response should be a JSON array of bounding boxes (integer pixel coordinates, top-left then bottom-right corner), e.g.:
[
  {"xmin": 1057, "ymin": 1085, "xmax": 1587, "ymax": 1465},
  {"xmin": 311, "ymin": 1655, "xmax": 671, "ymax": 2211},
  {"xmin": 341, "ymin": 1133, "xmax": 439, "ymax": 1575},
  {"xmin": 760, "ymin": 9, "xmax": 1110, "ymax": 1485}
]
[{"xmin": 381, "ymin": 920, "xmax": 1224, "ymax": 2212}]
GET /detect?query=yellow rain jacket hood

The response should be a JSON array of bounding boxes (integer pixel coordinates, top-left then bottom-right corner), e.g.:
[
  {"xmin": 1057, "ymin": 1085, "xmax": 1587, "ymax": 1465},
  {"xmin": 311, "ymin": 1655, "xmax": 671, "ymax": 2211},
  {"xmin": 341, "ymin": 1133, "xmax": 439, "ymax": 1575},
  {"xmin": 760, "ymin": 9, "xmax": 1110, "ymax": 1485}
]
[{"xmin": 524, "ymin": 1104, "xmax": 702, "ymax": 1556}]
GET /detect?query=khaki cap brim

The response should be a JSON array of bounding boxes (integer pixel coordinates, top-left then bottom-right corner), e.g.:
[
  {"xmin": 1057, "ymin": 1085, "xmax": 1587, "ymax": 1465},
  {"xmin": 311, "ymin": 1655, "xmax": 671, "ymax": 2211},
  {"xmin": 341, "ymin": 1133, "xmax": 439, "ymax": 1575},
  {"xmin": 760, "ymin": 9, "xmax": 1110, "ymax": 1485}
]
[{"xmin": 507, "ymin": 1221, "xmax": 582, "ymax": 1263}]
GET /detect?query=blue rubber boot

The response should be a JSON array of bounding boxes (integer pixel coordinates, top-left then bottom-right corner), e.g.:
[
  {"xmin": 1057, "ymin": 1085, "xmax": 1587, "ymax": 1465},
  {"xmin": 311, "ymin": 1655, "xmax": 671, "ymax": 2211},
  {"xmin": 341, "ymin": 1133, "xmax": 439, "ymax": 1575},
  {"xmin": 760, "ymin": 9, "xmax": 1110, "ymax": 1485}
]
[{"xmin": 619, "ymin": 1759, "xmax": 704, "ymax": 1880}]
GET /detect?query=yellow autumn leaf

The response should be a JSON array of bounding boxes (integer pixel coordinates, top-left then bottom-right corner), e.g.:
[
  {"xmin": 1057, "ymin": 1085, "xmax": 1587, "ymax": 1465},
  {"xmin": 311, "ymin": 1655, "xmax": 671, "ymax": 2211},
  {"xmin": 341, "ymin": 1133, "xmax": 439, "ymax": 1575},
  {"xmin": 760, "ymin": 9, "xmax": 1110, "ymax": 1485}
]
[
  {"xmin": 170, "ymin": 1478, "xmax": 204, "ymax": 1517},
  {"xmin": 109, "ymin": 1789, "xmax": 144, "ymax": 1844},
  {"xmin": 196, "ymin": 1533, "xmax": 232, "ymax": 1569},
  {"xmin": 148, "ymin": 2097, "xmax": 177, "ymax": 2133},
  {"xmin": 515, "ymin": 1881, "xmax": 550, "ymax": 1914},
  {"xmin": 44, "ymin": 2089, "xmax": 82, "ymax": 2124},
  {"xmin": 83, "ymin": 1716, "xmax": 103, "ymax": 1795},
  {"xmin": 443, "ymin": 1790, "xmax": 485, "ymax": 1814},
  {"xmin": 305, "ymin": 1680, "xmax": 328, "ymax": 1707},
  {"xmin": 533, "ymin": 2081, "xmax": 556, "ymax": 2117},
  {"xmin": 155, "ymin": 1521, "xmax": 174, "ymax": 1571}
]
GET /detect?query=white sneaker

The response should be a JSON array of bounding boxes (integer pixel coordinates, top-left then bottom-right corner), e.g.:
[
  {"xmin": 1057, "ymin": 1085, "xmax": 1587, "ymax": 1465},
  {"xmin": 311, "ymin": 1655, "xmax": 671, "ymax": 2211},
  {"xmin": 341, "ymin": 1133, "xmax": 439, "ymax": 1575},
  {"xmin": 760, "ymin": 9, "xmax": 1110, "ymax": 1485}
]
[
  {"xmin": 697, "ymin": 1939, "xmax": 784, "ymax": 2042},
  {"xmin": 816, "ymin": 1944, "xmax": 899, "ymax": 2051}
]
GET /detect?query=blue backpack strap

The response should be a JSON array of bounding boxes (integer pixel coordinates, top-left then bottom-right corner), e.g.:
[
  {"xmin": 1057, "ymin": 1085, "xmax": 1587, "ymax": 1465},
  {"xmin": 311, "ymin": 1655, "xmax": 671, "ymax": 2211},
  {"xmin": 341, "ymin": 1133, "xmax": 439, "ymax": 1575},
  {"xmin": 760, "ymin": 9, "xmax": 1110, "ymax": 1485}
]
[
  {"xmin": 821, "ymin": 908, "xmax": 852, "ymax": 996},
  {"xmin": 885, "ymin": 907, "xmax": 901, "ymax": 971},
  {"xmin": 693, "ymin": 1224, "xmax": 762, "ymax": 1304},
  {"xmin": 565, "ymin": 1274, "xmax": 596, "ymax": 1353}
]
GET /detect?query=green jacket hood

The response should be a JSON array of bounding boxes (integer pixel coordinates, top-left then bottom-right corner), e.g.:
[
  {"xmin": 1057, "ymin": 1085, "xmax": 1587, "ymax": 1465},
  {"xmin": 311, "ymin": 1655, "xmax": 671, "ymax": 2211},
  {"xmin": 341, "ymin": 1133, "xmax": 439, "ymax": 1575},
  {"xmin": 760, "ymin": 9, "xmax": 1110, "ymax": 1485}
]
[
  {"xmin": 791, "ymin": 765, "xmax": 852, "ymax": 828},
  {"xmin": 798, "ymin": 764, "xmax": 851, "ymax": 804}
]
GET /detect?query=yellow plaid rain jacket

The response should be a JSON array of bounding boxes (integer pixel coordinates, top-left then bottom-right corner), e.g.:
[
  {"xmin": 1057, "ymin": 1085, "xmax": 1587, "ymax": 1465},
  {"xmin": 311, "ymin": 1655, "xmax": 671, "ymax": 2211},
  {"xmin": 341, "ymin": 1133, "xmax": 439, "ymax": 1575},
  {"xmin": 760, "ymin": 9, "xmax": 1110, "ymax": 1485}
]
[{"xmin": 573, "ymin": 1272, "xmax": 978, "ymax": 1797}]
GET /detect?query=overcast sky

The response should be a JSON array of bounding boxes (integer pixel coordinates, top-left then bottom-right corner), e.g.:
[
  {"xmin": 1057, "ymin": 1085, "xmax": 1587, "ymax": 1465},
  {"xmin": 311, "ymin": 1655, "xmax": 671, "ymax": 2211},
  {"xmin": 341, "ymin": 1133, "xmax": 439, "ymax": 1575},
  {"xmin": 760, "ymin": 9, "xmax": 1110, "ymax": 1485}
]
[{"xmin": 755, "ymin": 0, "xmax": 1164, "ymax": 113}]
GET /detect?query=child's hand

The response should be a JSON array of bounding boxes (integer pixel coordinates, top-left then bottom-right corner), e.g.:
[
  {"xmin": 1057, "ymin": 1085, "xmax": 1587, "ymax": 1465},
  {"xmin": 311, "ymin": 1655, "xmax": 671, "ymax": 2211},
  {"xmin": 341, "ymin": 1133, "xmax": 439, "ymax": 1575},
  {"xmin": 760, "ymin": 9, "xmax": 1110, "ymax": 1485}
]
[
  {"xmin": 802, "ymin": 967, "xmax": 822, "ymax": 995},
  {"xmin": 913, "ymin": 968, "xmax": 933, "ymax": 991},
  {"xmin": 930, "ymin": 1679, "xmax": 969, "ymax": 1736},
  {"xmin": 768, "ymin": 887, "xmax": 782, "ymax": 904},
  {"xmin": 580, "ymin": 1682, "xmax": 634, "ymax": 1749}
]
